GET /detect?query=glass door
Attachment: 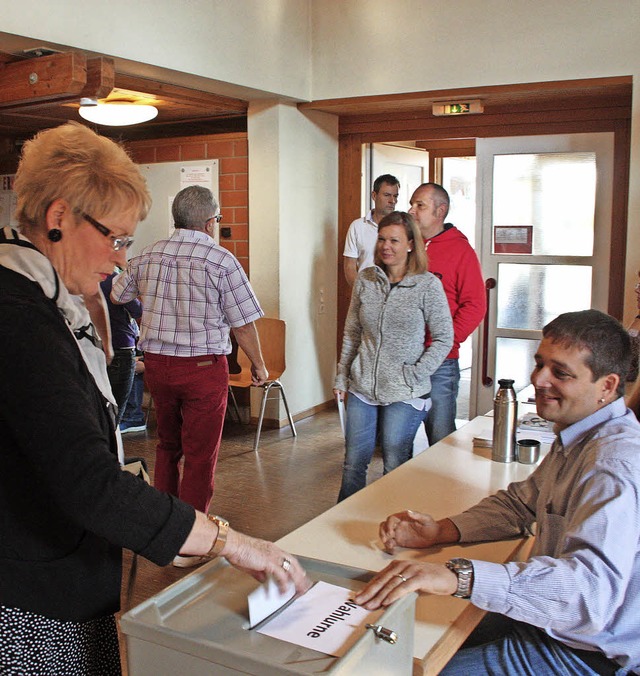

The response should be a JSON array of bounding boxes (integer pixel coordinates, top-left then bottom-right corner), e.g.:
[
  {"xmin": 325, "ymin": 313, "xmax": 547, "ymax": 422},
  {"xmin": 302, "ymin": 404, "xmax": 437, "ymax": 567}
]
[{"xmin": 471, "ymin": 133, "xmax": 614, "ymax": 417}]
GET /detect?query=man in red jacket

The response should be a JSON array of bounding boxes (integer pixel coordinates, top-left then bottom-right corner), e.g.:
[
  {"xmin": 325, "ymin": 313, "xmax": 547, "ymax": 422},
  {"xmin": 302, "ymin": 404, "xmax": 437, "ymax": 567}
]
[{"xmin": 409, "ymin": 183, "xmax": 486, "ymax": 444}]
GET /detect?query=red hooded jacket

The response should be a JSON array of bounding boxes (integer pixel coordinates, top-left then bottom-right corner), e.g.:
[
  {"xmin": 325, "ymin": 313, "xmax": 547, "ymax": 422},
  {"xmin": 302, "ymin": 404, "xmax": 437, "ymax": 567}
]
[{"xmin": 424, "ymin": 224, "xmax": 486, "ymax": 359}]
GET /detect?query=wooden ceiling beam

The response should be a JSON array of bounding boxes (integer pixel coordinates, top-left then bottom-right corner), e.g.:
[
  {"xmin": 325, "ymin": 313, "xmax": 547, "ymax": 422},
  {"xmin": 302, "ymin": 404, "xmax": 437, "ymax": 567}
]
[
  {"xmin": 83, "ymin": 57, "xmax": 116, "ymax": 100},
  {"xmin": 115, "ymin": 73, "xmax": 248, "ymax": 114},
  {"xmin": 0, "ymin": 52, "xmax": 88, "ymax": 108},
  {"xmin": 0, "ymin": 55, "xmax": 115, "ymax": 111}
]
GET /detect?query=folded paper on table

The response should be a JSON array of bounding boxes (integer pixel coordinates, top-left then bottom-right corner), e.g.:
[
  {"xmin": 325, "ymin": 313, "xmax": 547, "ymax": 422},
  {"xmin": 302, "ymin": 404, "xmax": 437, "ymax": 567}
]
[
  {"xmin": 256, "ymin": 580, "xmax": 382, "ymax": 657},
  {"xmin": 248, "ymin": 576, "xmax": 296, "ymax": 629},
  {"xmin": 337, "ymin": 395, "xmax": 346, "ymax": 437},
  {"xmin": 473, "ymin": 420, "xmax": 556, "ymax": 448}
]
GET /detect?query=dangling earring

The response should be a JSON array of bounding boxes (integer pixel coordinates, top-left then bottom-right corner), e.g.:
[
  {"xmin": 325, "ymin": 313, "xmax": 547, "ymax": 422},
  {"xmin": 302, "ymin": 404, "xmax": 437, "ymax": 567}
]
[{"xmin": 48, "ymin": 229, "xmax": 62, "ymax": 242}]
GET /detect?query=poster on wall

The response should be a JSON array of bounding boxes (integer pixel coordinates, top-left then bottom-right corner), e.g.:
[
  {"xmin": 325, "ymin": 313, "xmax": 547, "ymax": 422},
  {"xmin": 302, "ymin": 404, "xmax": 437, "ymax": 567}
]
[
  {"xmin": 493, "ymin": 225, "xmax": 533, "ymax": 254},
  {"xmin": 180, "ymin": 165, "xmax": 214, "ymax": 191},
  {"xmin": 0, "ymin": 192, "xmax": 17, "ymax": 227},
  {"xmin": 135, "ymin": 160, "xmax": 219, "ymax": 255}
]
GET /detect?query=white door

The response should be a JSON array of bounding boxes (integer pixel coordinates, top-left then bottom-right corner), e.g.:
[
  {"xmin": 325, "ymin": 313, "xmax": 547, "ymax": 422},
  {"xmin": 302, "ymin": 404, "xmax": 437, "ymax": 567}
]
[
  {"xmin": 366, "ymin": 143, "xmax": 429, "ymax": 212},
  {"xmin": 471, "ymin": 133, "xmax": 615, "ymax": 417}
]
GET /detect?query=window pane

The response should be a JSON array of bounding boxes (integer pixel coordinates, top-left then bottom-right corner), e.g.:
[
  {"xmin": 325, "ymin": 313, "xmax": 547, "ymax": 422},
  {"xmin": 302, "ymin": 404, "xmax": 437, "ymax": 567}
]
[
  {"xmin": 495, "ymin": 337, "xmax": 539, "ymax": 395},
  {"xmin": 497, "ymin": 264, "xmax": 592, "ymax": 330},
  {"xmin": 442, "ymin": 157, "xmax": 477, "ymax": 247},
  {"xmin": 493, "ymin": 152, "xmax": 596, "ymax": 256}
]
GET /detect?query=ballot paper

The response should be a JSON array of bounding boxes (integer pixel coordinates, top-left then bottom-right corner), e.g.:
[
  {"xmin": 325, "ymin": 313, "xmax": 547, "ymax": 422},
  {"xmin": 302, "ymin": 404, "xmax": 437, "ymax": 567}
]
[
  {"xmin": 517, "ymin": 412, "xmax": 556, "ymax": 444},
  {"xmin": 336, "ymin": 395, "xmax": 346, "ymax": 437},
  {"xmin": 472, "ymin": 416, "xmax": 556, "ymax": 448},
  {"xmin": 256, "ymin": 581, "xmax": 382, "ymax": 657},
  {"xmin": 248, "ymin": 576, "xmax": 297, "ymax": 629}
]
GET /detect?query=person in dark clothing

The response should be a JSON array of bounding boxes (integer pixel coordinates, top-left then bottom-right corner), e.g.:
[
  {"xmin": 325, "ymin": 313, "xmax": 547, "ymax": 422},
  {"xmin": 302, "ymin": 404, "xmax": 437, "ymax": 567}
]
[
  {"xmin": 100, "ymin": 269, "xmax": 143, "ymax": 424},
  {"xmin": 0, "ymin": 122, "xmax": 309, "ymax": 675}
]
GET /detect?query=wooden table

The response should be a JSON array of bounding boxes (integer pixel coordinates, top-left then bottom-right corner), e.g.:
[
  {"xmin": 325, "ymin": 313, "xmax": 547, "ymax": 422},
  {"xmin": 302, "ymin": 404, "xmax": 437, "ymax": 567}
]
[{"xmin": 278, "ymin": 410, "xmax": 545, "ymax": 675}]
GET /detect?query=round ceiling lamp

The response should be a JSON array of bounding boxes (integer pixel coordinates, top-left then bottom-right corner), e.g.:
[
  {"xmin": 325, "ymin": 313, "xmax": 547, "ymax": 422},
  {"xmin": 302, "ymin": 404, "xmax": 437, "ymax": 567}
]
[{"xmin": 78, "ymin": 97, "xmax": 158, "ymax": 126}]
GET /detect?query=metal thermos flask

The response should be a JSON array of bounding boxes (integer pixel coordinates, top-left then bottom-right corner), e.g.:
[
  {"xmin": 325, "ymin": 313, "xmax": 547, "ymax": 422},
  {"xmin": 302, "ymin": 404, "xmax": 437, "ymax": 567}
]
[{"xmin": 492, "ymin": 379, "xmax": 517, "ymax": 463}]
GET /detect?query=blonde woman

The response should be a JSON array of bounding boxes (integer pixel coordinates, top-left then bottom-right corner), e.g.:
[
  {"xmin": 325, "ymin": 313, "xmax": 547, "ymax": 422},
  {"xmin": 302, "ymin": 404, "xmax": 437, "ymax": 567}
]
[{"xmin": 334, "ymin": 211, "xmax": 453, "ymax": 500}]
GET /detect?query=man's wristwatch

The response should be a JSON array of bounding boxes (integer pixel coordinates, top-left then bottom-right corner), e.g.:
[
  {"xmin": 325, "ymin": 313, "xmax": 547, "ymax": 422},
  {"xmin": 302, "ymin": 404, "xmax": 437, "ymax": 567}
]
[
  {"xmin": 205, "ymin": 515, "xmax": 229, "ymax": 559},
  {"xmin": 445, "ymin": 558, "xmax": 474, "ymax": 598}
]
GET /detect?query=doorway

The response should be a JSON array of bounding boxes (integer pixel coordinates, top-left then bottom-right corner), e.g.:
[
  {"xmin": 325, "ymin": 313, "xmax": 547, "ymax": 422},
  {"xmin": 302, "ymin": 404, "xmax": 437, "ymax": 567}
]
[
  {"xmin": 335, "ymin": 77, "xmax": 631, "ymax": 428},
  {"xmin": 471, "ymin": 132, "xmax": 614, "ymax": 416}
]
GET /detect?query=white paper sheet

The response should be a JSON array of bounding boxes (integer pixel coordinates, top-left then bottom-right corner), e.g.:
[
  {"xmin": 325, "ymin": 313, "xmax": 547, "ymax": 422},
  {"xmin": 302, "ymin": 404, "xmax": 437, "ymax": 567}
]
[
  {"xmin": 336, "ymin": 395, "xmax": 346, "ymax": 437},
  {"xmin": 256, "ymin": 581, "xmax": 381, "ymax": 657},
  {"xmin": 248, "ymin": 576, "xmax": 296, "ymax": 628}
]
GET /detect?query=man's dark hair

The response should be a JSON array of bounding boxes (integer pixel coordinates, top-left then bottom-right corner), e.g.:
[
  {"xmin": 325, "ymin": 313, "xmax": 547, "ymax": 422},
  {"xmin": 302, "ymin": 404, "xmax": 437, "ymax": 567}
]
[
  {"xmin": 373, "ymin": 174, "xmax": 400, "ymax": 193},
  {"xmin": 543, "ymin": 309, "xmax": 631, "ymax": 395}
]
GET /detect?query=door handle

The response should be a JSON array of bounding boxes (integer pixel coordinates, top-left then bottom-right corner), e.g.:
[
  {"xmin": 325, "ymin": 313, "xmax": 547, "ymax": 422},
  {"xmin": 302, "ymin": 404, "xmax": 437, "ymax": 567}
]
[{"xmin": 482, "ymin": 278, "xmax": 497, "ymax": 387}]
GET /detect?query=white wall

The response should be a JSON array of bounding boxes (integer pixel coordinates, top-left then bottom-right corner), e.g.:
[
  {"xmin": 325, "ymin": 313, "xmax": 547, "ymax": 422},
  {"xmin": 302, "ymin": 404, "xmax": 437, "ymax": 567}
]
[
  {"xmin": 0, "ymin": 0, "xmax": 312, "ymax": 100},
  {"xmin": 309, "ymin": 0, "xmax": 640, "ymax": 324},
  {"xmin": 248, "ymin": 102, "xmax": 339, "ymax": 419},
  {"xmin": 310, "ymin": 0, "xmax": 639, "ymax": 98}
]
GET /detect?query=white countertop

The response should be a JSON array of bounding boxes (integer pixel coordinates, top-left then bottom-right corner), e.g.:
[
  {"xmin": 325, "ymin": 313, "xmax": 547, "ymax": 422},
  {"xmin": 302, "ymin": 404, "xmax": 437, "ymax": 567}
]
[{"xmin": 277, "ymin": 410, "xmax": 546, "ymax": 674}]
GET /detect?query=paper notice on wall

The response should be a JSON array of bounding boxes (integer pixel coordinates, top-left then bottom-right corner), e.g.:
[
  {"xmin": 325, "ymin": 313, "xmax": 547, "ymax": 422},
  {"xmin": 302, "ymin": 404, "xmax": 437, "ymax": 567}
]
[
  {"xmin": 256, "ymin": 581, "xmax": 382, "ymax": 657},
  {"xmin": 0, "ymin": 190, "xmax": 17, "ymax": 227},
  {"xmin": 180, "ymin": 165, "xmax": 213, "ymax": 190}
]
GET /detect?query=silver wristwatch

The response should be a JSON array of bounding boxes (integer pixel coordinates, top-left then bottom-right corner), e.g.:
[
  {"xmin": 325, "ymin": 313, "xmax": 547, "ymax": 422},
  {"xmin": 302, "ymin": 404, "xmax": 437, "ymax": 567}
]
[{"xmin": 445, "ymin": 558, "xmax": 474, "ymax": 598}]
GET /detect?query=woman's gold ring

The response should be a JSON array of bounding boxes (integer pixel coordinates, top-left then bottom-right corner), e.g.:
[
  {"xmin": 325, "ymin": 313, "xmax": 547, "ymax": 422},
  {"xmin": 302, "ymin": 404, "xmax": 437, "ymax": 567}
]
[
  {"xmin": 396, "ymin": 573, "xmax": 408, "ymax": 583},
  {"xmin": 282, "ymin": 558, "xmax": 291, "ymax": 572}
]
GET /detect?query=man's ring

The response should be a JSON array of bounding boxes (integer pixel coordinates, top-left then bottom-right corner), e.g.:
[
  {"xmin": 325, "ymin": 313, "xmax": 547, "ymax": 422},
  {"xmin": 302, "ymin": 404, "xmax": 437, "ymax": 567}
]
[
  {"xmin": 282, "ymin": 558, "xmax": 291, "ymax": 572},
  {"xmin": 396, "ymin": 573, "xmax": 407, "ymax": 583}
]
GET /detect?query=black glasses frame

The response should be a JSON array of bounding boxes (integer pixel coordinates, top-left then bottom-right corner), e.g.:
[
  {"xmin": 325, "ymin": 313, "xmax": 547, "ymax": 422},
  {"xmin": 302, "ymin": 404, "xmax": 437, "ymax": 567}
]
[{"xmin": 83, "ymin": 213, "xmax": 135, "ymax": 251}]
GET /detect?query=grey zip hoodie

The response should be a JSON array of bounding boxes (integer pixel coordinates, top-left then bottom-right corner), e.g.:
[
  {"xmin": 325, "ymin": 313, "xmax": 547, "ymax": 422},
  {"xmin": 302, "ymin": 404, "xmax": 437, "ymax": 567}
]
[{"xmin": 335, "ymin": 266, "xmax": 453, "ymax": 404}]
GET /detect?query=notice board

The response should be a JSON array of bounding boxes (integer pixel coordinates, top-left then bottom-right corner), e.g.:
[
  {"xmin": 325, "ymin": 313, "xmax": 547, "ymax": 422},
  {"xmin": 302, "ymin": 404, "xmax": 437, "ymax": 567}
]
[{"xmin": 132, "ymin": 159, "xmax": 219, "ymax": 256}]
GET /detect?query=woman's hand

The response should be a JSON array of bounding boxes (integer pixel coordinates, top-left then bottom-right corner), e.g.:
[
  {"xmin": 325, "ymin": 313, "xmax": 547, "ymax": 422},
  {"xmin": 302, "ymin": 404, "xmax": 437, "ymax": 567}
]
[
  {"xmin": 333, "ymin": 388, "xmax": 346, "ymax": 402},
  {"xmin": 379, "ymin": 510, "xmax": 459, "ymax": 554},
  {"xmin": 222, "ymin": 529, "xmax": 312, "ymax": 595},
  {"xmin": 354, "ymin": 560, "xmax": 458, "ymax": 610}
]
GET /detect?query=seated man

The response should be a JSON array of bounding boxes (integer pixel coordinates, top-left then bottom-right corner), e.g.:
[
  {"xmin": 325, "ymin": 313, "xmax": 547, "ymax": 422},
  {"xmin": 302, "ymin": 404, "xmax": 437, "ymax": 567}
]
[{"xmin": 355, "ymin": 309, "xmax": 640, "ymax": 675}]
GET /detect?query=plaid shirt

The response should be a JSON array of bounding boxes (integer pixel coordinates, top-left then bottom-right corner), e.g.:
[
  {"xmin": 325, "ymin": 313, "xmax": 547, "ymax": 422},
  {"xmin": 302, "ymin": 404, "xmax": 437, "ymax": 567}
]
[{"xmin": 112, "ymin": 228, "xmax": 263, "ymax": 357}]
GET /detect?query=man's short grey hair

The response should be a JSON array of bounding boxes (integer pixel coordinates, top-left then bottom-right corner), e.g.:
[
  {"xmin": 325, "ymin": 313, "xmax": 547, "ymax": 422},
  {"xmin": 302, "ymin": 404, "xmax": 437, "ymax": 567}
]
[
  {"xmin": 420, "ymin": 182, "xmax": 450, "ymax": 214},
  {"xmin": 172, "ymin": 185, "xmax": 218, "ymax": 230}
]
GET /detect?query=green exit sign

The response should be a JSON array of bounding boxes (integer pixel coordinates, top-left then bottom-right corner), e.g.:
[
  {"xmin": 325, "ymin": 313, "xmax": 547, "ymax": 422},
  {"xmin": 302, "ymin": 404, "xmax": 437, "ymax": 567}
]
[
  {"xmin": 445, "ymin": 103, "xmax": 470, "ymax": 114},
  {"xmin": 432, "ymin": 100, "xmax": 484, "ymax": 116}
]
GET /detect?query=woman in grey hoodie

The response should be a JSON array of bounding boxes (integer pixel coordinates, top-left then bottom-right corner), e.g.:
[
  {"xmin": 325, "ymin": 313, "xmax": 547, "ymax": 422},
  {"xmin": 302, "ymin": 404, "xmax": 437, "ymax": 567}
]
[{"xmin": 334, "ymin": 212, "xmax": 453, "ymax": 501}]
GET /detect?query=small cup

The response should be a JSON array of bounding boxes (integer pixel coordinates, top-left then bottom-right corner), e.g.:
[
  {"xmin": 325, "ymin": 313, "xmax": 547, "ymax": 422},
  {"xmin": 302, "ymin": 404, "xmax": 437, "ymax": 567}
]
[{"xmin": 516, "ymin": 438, "xmax": 540, "ymax": 464}]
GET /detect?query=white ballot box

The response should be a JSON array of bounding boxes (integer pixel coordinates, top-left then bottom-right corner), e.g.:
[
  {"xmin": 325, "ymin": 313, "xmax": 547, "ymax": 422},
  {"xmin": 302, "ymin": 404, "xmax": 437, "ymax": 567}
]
[{"xmin": 121, "ymin": 556, "xmax": 416, "ymax": 675}]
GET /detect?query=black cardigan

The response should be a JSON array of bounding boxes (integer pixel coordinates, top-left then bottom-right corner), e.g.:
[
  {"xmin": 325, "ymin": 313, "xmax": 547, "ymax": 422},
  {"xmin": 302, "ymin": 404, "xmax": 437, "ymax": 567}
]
[{"xmin": 0, "ymin": 265, "xmax": 195, "ymax": 622}]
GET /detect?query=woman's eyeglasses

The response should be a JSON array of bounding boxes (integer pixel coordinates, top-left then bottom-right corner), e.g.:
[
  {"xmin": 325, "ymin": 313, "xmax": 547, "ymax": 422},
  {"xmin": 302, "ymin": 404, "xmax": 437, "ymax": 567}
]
[{"xmin": 83, "ymin": 213, "xmax": 135, "ymax": 251}]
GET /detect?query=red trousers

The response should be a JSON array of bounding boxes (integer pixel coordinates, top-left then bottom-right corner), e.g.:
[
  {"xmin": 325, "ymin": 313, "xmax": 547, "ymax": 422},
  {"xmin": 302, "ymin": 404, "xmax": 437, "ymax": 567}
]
[{"xmin": 144, "ymin": 352, "xmax": 228, "ymax": 513}]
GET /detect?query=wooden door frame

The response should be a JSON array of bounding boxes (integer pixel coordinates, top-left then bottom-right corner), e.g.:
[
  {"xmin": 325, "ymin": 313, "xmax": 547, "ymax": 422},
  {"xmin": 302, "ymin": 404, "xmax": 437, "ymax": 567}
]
[{"xmin": 321, "ymin": 77, "xmax": 632, "ymax": 347}]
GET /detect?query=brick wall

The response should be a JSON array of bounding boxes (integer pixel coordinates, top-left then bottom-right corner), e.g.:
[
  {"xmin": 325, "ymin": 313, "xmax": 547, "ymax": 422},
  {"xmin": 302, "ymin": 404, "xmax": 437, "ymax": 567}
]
[{"xmin": 126, "ymin": 133, "xmax": 250, "ymax": 273}]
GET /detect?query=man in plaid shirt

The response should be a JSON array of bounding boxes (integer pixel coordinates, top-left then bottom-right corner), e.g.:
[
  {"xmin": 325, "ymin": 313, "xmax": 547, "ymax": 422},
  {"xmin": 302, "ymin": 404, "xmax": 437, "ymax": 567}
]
[{"xmin": 112, "ymin": 186, "xmax": 267, "ymax": 566}]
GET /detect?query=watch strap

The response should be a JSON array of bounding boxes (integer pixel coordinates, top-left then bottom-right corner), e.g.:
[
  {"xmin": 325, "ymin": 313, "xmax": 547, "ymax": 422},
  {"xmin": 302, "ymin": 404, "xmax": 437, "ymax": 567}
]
[
  {"xmin": 205, "ymin": 515, "xmax": 229, "ymax": 558},
  {"xmin": 445, "ymin": 558, "xmax": 474, "ymax": 599}
]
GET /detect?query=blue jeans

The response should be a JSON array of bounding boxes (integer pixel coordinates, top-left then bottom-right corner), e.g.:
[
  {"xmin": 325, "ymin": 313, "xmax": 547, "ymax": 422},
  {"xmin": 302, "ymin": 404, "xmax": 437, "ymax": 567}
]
[
  {"xmin": 425, "ymin": 357, "xmax": 459, "ymax": 445},
  {"xmin": 106, "ymin": 348, "xmax": 136, "ymax": 424},
  {"xmin": 440, "ymin": 613, "xmax": 620, "ymax": 675},
  {"xmin": 121, "ymin": 372, "xmax": 145, "ymax": 426},
  {"xmin": 338, "ymin": 394, "xmax": 428, "ymax": 501}
]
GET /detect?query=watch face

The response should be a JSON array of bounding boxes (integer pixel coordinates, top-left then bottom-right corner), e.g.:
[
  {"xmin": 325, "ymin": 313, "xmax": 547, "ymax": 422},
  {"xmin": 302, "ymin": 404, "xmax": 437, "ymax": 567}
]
[
  {"xmin": 446, "ymin": 558, "xmax": 474, "ymax": 599},
  {"xmin": 449, "ymin": 558, "xmax": 473, "ymax": 571}
]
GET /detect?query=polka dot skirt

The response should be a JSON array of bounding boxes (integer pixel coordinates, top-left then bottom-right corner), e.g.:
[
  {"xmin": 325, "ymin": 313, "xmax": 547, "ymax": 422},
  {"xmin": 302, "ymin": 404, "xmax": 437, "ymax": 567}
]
[{"xmin": 0, "ymin": 605, "xmax": 121, "ymax": 675}]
